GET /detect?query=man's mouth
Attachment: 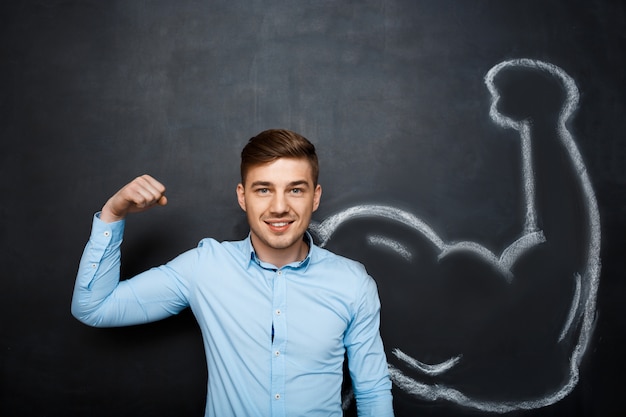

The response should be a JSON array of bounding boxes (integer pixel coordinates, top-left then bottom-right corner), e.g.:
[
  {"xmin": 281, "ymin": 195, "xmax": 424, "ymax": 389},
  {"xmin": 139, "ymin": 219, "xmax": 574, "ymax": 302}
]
[
  {"xmin": 266, "ymin": 220, "xmax": 294, "ymax": 232},
  {"xmin": 269, "ymin": 222, "xmax": 290, "ymax": 227}
]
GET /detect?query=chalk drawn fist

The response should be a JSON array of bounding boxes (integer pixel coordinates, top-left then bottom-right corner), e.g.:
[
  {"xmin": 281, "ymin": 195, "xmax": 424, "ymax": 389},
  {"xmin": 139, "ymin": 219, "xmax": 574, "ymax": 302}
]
[{"xmin": 311, "ymin": 60, "xmax": 600, "ymax": 412}]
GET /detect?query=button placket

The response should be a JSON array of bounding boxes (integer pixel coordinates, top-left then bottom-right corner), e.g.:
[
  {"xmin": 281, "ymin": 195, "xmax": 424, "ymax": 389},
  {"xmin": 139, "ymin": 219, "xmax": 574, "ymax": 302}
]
[{"xmin": 270, "ymin": 268, "xmax": 286, "ymax": 412}]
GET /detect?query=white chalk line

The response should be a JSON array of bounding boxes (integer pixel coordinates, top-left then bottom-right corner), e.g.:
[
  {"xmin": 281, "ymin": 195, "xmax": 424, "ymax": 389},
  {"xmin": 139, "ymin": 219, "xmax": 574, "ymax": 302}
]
[
  {"xmin": 314, "ymin": 58, "xmax": 601, "ymax": 412},
  {"xmin": 485, "ymin": 58, "xmax": 601, "ymax": 410},
  {"xmin": 559, "ymin": 273, "xmax": 582, "ymax": 343},
  {"xmin": 393, "ymin": 348, "xmax": 462, "ymax": 376},
  {"xmin": 311, "ymin": 205, "xmax": 542, "ymax": 283},
  {"xmin": 367, "ymin": 235, "xmax": 414, "ymax": 262}
]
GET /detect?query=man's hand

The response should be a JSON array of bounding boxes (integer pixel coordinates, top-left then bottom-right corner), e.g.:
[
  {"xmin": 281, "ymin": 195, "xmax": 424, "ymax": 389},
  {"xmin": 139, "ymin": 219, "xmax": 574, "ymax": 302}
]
[{"xmin": 100, "ymin": 175, "xmax": 168, "ymax": 223}]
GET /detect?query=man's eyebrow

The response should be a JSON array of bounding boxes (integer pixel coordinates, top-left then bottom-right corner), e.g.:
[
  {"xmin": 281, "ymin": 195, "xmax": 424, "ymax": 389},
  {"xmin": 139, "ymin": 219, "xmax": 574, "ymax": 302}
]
[
  {"xmin": 288, "ymin": 180, "xmax": 310, "ymax": 188},
  {"xmin": 250, "ymin": 181, "xmax": 272, "ymax": 188},
  {"xmin": 249, "ymin": 180, "xmax": 311, "ymax": 188}
]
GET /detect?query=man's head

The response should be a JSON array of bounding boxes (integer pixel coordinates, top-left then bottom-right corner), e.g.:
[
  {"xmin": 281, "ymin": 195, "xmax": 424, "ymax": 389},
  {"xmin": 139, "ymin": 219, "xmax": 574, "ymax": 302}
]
[
  {"xmin": 237, "ymin": 129, "xmax": 322, "ymax": 266},
  {"xmin": 240, "ymin": 129, "xmax": 319, "ymax": 187}
]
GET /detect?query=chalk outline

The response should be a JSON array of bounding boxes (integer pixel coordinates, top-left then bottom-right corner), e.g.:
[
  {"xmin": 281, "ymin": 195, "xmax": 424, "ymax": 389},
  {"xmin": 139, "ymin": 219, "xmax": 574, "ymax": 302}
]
[
  {"xmin": 367, "ymin": 235, "xmax": 414, "ymax": 262},
  {"xmin": 313, "ymin": 59, "xmax": 601, "ymax": 412}
]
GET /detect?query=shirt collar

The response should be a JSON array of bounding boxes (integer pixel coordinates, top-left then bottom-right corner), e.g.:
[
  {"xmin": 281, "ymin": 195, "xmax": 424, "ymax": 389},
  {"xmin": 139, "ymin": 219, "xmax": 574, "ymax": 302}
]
[{"xmin": 246, "ymin": 231, "xmax": 313, "ymax": 272}]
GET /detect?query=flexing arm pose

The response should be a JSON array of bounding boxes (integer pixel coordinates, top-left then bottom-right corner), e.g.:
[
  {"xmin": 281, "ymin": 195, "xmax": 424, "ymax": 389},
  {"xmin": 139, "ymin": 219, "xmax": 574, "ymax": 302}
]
[{"xmin": 72, "ymin": 130, "xmax": 394, "ymax": 417}]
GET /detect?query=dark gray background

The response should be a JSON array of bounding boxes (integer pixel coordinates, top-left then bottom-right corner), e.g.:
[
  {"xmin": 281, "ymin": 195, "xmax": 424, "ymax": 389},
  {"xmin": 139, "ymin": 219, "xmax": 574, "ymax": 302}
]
[{"xmin": 1, "ymin": 1, "xmax": 625, "ymax": 416}]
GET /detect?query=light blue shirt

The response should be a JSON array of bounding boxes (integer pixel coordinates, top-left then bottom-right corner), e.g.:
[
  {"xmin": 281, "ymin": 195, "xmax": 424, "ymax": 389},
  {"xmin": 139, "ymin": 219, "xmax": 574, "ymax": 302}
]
[{"xmin": 72, "ymin": 214, "xmax": 394, "ymax": 417}]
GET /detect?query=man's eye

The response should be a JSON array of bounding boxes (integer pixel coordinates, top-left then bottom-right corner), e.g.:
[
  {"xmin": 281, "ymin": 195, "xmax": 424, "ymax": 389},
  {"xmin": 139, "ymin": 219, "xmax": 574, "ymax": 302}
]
[
  {"xmin": 291, "ymin": 188, "xmax": 302, "ymax": 194},
  {"xmin": 257, "ymin": 188, "xmax": 269, "ymax": 194}
]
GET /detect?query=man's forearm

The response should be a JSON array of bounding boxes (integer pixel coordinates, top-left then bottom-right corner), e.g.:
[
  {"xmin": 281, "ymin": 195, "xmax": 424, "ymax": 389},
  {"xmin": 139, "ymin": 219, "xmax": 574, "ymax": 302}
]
[{"xmin": 71, "ymin": 213, "xmax": 126, "ymax": 326}]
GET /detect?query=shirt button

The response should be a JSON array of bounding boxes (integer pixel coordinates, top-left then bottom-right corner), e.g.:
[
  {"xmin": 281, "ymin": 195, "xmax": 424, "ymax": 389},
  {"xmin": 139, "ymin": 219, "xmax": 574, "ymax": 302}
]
[
  {"xmin": 103, "ymin": 231, "xmax": 110, "ymax": 237},
  {"xmin": 277, "ymin": 270, "xmax": 282, "ymax": 275},
  {"xmin": 91, "ymin": 264, "xmax": 97, "ymax": 269},
  {"xmin": 275, "ymin": 309, "xmax": 281, "ymax": 316},
  {"xmin": 274, "ymin": 393, "xmax": 281, "ymax": 400},
  {"xmin": 274, "ymin": 350, "xmax": 280, "ymax": 357}
]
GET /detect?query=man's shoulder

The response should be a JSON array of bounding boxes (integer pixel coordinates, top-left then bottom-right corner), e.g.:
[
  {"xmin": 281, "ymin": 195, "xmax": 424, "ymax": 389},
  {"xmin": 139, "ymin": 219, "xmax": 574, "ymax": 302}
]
[
  {"xmin": 196, "ymin": 237, "xmax": 251, "ymax": 258},
  {"xmin": 311, "ymin": 243, "xmax": 368, "ymax": 276}
]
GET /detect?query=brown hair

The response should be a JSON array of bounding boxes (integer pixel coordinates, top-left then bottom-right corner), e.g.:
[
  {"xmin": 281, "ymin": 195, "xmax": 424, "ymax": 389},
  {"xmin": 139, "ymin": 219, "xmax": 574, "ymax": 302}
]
[{"xmin": 240, "ymin": 129, "xmax": 319, "ymax": 185}]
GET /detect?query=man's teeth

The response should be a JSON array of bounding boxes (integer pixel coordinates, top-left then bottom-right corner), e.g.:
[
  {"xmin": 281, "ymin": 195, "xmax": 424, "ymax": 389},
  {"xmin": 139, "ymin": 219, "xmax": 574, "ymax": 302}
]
[{"xmin": 270, "ymin": 222, "xmax": 289, "ymax": 227}]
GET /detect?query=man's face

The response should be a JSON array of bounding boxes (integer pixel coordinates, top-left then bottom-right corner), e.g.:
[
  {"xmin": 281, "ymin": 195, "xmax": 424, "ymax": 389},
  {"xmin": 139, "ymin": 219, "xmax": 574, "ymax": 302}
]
[{"xmin": 237, "ymin": 157, "xmax": 322, "ymax": 265}]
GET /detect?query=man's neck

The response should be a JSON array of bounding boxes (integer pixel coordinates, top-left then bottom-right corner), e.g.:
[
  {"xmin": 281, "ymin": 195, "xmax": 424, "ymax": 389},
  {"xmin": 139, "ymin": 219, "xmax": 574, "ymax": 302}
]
[{"xmin": 252, "ymin": 235, "xmax": 310, "ymax": 268}]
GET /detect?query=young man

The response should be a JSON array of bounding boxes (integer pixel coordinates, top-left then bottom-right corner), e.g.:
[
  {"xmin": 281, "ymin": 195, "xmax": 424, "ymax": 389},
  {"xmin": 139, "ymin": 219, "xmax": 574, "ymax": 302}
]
[{"xmin": 71, "ymin": 129, "xmax": 394, "ymax": 417}]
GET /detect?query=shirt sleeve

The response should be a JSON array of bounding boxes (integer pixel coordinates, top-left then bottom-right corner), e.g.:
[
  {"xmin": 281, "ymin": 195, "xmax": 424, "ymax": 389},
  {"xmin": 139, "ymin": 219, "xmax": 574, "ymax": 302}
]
[
  {"xmin": 71, "ymin": 213, "xmax": 191, "ymax": 327},
  {"xmin": 345, "ymin": 273, "xmax": 395, "ymax": 417}
]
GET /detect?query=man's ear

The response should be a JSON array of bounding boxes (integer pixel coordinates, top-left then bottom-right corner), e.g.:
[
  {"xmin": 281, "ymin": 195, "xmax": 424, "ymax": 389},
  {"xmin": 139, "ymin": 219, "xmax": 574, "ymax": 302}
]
[
  {"xmin": 312, "ymin": 184, "xmax": 322, "ymax": 212},
  {"xmin": 236, "ymin": 183, "xmax": 246, "ymax": 212}
]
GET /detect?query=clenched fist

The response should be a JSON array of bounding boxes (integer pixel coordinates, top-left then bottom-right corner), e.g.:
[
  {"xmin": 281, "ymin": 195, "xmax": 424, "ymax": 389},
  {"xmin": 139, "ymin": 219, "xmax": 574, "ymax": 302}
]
[{"xmin": 100, "ymin": 175, "xmax": 167, "ymax": 223}]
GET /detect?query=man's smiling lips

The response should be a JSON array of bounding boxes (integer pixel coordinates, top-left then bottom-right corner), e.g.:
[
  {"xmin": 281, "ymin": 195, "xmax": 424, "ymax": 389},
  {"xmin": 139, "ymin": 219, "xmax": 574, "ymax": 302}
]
[{"xmin": 265, "ymin": 220, "xmax": 295, "ymax": 232}]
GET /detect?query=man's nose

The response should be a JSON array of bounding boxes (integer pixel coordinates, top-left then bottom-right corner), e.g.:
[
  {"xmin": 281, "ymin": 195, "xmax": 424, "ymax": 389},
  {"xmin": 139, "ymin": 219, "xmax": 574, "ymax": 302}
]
[{"xmin": 269, "ymin": 192, "xmax": 288, "ymax": 214}]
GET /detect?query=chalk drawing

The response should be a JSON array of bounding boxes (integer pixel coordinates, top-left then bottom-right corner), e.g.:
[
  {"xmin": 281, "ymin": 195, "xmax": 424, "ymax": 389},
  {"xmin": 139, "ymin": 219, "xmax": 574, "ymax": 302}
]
[
  {"xmin": 392, "ymin": 348, "xmax": 462, "ymax": 376},
  {"xmin": 313, "ymin": 59, "xmax": 601, "ymax": 412},
  {"xmin": 559, "ymin": 273, "xmax": 582, "ymax": 343},
  {"xmin": 367, "ymin": 235, "xmax": 414, "ymax": 262}
]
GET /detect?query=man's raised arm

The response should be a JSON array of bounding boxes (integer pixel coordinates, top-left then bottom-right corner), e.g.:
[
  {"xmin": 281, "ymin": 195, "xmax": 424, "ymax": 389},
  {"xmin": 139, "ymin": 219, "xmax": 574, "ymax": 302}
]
[{"xmin": 71, "ymin": 175, "xmax": 186, "ymax": 327}]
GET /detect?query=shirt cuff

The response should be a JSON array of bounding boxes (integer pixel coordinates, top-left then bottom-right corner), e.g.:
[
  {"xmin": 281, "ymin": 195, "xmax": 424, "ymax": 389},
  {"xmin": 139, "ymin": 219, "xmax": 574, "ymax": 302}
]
[{"xmin": 91, "ymin": 211, "xmax": 125, "ymax": 246}]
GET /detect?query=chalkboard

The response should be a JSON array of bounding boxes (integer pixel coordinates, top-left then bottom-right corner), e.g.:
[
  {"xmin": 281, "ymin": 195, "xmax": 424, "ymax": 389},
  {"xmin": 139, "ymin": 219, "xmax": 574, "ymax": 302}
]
[{"xmin": 1, "ymin": 1, "xmax": 625, "ymax": 416}]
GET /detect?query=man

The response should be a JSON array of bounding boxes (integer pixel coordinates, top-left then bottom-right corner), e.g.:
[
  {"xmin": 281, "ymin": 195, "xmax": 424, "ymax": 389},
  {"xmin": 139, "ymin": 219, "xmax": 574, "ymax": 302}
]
[{"xmin": 72, "ymin": 129, "xmax": 394, "ymax": 417}]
